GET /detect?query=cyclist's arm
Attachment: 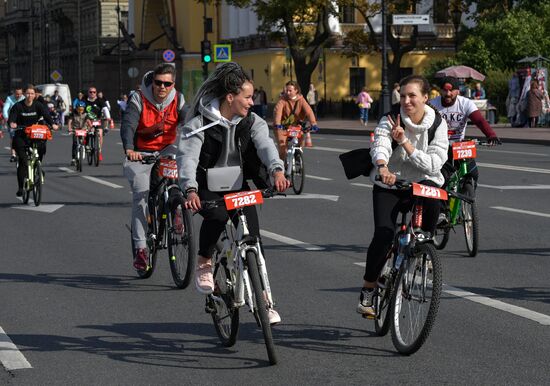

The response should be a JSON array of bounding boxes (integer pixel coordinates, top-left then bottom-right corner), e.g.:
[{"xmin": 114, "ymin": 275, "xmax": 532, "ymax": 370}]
[
  {"xmin": 7, "ymin": 102, "xmax": 20, "ymax": 127},
  {"xmin": 120, "ymin": 97, "xmax": 141, "ymax": 152},
  {"xmin": 272, "ymin": 99, "xmax": 284, "ymax": 126},
  {"xmin": 300, "ymin": 99, "xmax": 317, "ymax": 126},
  {"xmin": 101, "ymin": 106, "xmax": 111, "ymax": 120},
  {"xmin": 468, "ymin": 110, "xmax": 497, "ymax": 139},
  {"xmin": 249, "ymin": 114, "xmax": 285, "ymax": 174},
  {"xmin": 177, "ymin": 116, "xmax": 204, "ymax": 192},
  {"xmin": 2, "ymin": 99, "xmax": 12, "ymax": 120},
  {"xmin": 370, "ymin": 116, "xmax": 393, "ymax": 165}
]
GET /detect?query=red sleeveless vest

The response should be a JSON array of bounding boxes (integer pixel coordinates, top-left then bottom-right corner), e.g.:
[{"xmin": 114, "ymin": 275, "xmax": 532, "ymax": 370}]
[{"xmin": 135, "ymin": 92, "xmax": 179, "ymax": 151}]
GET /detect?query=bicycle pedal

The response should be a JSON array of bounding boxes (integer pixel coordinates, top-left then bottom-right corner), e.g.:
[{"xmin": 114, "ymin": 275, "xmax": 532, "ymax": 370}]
[{"xmin": 362, "ymin": 314, "xmax": 375, "ymax": 320}]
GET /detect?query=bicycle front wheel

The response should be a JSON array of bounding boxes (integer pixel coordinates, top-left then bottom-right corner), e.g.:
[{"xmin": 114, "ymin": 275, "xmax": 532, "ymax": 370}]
[
  {"xmin": 167, "ymin": 194, "xmax": 197, "ymax": 289},
  {"xmin": 246, "ymin": 251, "xmax": 277, "ymax": 365},
  {"xmin": 77, "ymin": 143, "xmax": 84, "ymax": 172},
  {"xmin": 374, "ymin": 260, "xmax": 393, "ymax": 336},
  {"xmin": 32, "ymin": 162, "xmax": 42, "ymax": 206},
  {"xmin": 137, "ymin": 200, "xmax": 159, "ymax": 278},
  {"xmin": 432, "ymin": 225, "xmax": 450, "ymax": 250},
  {"xmin": 22, "ymin": 181, "xmax": 30, "ymax": 204},
  {"xmin": 87, "ymin": 135, "xmax": 94, "ymax": 165},
  {"xmin": 461, "ymin": 183, "xmax": 479, "ymax": 257},
  {"xmin": 211, "ymin": 247, "xmax": 240, "ymax": 347},
  {"xmin": 291, "ymin": 150, "xmax": 305, "ymax": 195},
  {"xmin": 390, "ymin": 243, "xmax": 442, "ymax": 355},
  {"xmin": 94, "ymin": 136, "xmax": 101, "ymax": 167}
]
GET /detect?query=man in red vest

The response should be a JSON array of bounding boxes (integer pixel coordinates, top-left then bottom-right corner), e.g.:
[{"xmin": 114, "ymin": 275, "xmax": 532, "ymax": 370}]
[{"xmin": 121, "ymin": 63, "xmax": 186, "ymax": 272}]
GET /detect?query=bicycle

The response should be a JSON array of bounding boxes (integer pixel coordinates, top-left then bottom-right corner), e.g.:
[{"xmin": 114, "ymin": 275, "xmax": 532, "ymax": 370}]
[
  {"xmin": 433, "ymin": 139, "xmax": 489, "ymax": 257},
  {"xmin": 19, "ymin": 124, "xmax": 52, "ymax": 206},
  {"xmin": 368, "ymin": 178, "xmax": 445, "ymax": 355},
  {"xmin": 72, "ymin": 128, "xmax": 88, "ymax": 172},
  {"xmin": 284, "ymin": 125, "xmax": 305, "ymax": 194},
  {"xmin": 86, "ymin": 120, "xmax": 102, "ymax": 167},
  {"xmin": 130, "ymin": 152, "xmax": 197, "ymax": 289},
  {"xmin": 203, "ymin": 188, "xmax": 281, "ymax": 365}
]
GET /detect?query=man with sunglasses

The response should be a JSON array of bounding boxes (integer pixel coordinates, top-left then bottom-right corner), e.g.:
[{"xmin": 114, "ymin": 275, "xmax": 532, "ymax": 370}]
[
  {"xmin": 84, "ymin": 86, "xmax": 111, "ymax": 161},
  {"xmin": 121, "ymin": 63, "xmax": 186, "ymax": 272}
]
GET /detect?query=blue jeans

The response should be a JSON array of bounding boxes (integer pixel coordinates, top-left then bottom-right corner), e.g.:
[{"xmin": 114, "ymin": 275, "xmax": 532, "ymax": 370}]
[{"xmin": 359, "ymin": 108, "xmax": 369, "ymax": 122}]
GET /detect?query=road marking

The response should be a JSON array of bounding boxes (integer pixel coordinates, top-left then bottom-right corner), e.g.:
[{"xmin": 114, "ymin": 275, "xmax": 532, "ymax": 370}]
[
  {"xmin": 261, "ymin": 230, "xmax": 325, "ymax": 251},
  {"xmin": 478, "ymin": 148, "xmax": 548, "ymax": 157},
  {"xmin": 351, "ymin": 263, "xmax": 550, "ymax": 325},
  {"xmin": 443, "ymin": 285, "xmax": 550, "ymax": 326},
  {"xmin": 12, "ymin": 204, "xmax": 64, "ymax": 213},
  {"xmin": 116, "ymin": 142, "xmax": 123, "ymax": 145},
  {"xmin": 307, "ymin": 175, "xmax": 333, "ymax": 181},
  {"xmin": 0, "ymin": 326, "xmax": 33, "ymax": 370},
  {"xmin": 351, "ymin": 183, "xmax": 373, "ymax": 188},
  {"xmin": 82, "ymin": 176, "xmax": 124, "ymax": 189},
  {"xmin": 478, "ymin": 162, "xmax": 550, "ymax": 174},
  {"xmin": 479, "ymin": 184, "xmax": 550, "ymax": 190},
  {"xmin": 491, "ymin": 206, "xmax": 550, "ymax": 218},
  {"xmin": 4, "ymin": 146, "xmax": 11, "ymax": 150},
  {"xmin": 58, "ymin": 167, "xmax": 75, "ymax": 174},
  {"xmin": 308, "ymin": 146, "xmax": 351, "ymax": 153},
  {"xmin": 271, "ymin": 193, "xmax": 339, "ymax": 201}
]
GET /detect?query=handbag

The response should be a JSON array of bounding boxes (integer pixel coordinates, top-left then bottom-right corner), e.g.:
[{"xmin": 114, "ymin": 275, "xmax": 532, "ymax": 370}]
[
  {"xmin": 207, "ymin": 165, "xmax": 243, "ymax": 192},
  {"xmin": 338, "ymin": 148, "xmax": 374, "ymax": 180}
]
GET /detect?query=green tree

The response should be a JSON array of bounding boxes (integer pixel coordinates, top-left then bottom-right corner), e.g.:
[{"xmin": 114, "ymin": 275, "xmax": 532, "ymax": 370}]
[{"xmin": 227, "ymin": 0, "xmax": 335, "ymax": 96}]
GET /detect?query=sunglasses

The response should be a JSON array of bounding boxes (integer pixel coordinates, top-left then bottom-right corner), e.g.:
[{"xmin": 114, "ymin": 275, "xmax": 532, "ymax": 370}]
[
  {"xmin": 153, "ymin": 80, "xmax": 174, "ymax": 88},
  {"xmin": 88, "ymin": 91, "xmax": 97, "ymax": 94}
]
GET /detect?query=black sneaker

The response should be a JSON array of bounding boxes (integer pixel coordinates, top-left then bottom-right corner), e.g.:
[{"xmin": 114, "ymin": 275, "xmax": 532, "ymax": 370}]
[
  {"xmin": 16, "ymin": 189, "xmax": 23, "ymax": 197},
  {"xmin": 10, "ymin": 155, "xmax": 17, "ymax": 163},
  {"xmin": 437, "ymin": 212, "xmax": 449, "ymax": 226},
  {"xmin": 356, "ymin": 288, "xmax": 376, "ymax": 316}
]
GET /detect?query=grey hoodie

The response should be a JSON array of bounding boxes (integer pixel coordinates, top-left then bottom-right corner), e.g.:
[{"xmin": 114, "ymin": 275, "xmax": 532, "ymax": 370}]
[
  {"xmin": 177, "ymin": 95, "xmax": 283, "ymax": 191},
  {"xmin": 120, "ymin": 71, "xmax": 185, "ymax": 151}
]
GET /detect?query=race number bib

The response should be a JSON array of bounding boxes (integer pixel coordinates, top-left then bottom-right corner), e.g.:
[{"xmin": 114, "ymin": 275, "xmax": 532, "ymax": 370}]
[
  {"xmin": 412, "ymin": 183, "xmax": 448, "ymax": 201},
  {"xmin": 452, "ymin": 140, "xmax": 477, "ymax": 160},
  {"xmin": 224, "ymin": 190, "xmax": 264, "ymax": 210},
  {"xmin": 74, "ymin": 129, "xmax": 87, "ymax": 137},
  {"xmin": 158, "ymin": 158, "xmax": 178, "ymax": 179}
]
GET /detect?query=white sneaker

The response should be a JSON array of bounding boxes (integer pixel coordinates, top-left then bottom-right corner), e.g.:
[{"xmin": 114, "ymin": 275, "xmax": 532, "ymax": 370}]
[
  {"xmin": 356, "ymin": 288, "xmax": 376, "ymax": 316},
  {"xmin": 268, "ymin": 308, "xmax": 281, "ymax": 325}
]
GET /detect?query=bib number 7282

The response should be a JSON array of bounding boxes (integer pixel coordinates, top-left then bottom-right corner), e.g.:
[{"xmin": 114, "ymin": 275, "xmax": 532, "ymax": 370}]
[{"xmin": 224, "ymin": 190, "xmax": 264, "ymax": 210}]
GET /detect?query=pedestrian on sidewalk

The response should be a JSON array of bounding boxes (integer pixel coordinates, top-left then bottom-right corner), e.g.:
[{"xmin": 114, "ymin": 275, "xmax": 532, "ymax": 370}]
[
  {"xmin": 527, "ymin": 80, "xmax": 543, "ymax": 128},
  {"xmin": 307, "ymin": 83, "xmax": 319, "ymax": 115},
  {"xmin": 356, "ymin": 87, "xmax": 373, "ymax": 126}
]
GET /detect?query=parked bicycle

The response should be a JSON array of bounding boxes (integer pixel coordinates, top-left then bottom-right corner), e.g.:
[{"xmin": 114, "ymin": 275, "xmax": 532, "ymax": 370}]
[
  {"xmin": 19, "ymin": 124, "xmax": 52, "ymax": 206},
  {"xmin": 129, "ymin": 152, "xmax": 196, "ymax": 288},
  {"xmin": 86, "ymin": 120, "xmax": 102, "ymax": 167},
  {"xmin": 433, "ymin": 139, "xmax": 489, "ymax": 256},
  {"xmin": 368, "ymin": 177, "xmax": 445, "ymax": 355},
  {"xmin": 203, "ymin": 188, "xmax": 282, "ymax": 365},
  {"xmin": 284, "ymin": 125, "xmax": 305, "ymax": 194}
]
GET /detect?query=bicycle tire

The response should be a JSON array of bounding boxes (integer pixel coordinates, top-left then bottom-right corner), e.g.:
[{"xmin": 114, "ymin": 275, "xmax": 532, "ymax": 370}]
[
  {"xmin": 32, "ymin": 162, "xmax": 42, "ymax": 207},
  {"xmin": 22, "ymin": 182, "xmax": 30, "ymax": 204},
  {"xmin": 246, "ymin": 251, "xmax": 277, "ymax": 365},
  {"xmin": 211, "ymin": 247, "xmax": 240, "ymax": 347},
  {"xmin": 374, "ymin": 260, "xmax": 393, "ymax": 336},
  {"xmin": 167, "ymin": 193, "xmax": 197, "ymax": 289},
  {"xmin": 77, "ymin": 143, "xmax": 84, "ymax": 172},
  {"xmin": 390, "ymin": 243, "xmax": 442, "ymax": 355},
  {"xmin": 291, "ymin": 150, "xmax": 305, "ymax": 195},
  {"xmin": 432, "ymin": 225, "xmax": 450, "ymax": 250},
  {"xmin": 462, "ymin": 183, "xmax": 479, "ymax": 257},
  {"xmin": 87, "ymin": 135, "xmax": 94, "ymax": 165},
  {"xmin": 137, "ymin": 196, "xmax": 159, "ymax": 278},
  {"xmin": 94, "ymin": 135, "xmax": 100, "ymax": 167}
]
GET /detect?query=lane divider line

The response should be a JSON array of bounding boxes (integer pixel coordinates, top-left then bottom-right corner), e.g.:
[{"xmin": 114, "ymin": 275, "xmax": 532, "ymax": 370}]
[
  {"xmin": 0, "ymin": 326, "xmax": 32, "ymax": 370},
  {"xmin": 479, "ymin": 184, "xmax": 550, "ymax": 190},
  {"xmin": 478, "ymin": 162, "xmax": 550, "ymax": 174},
  {"xmin": 491, "ymin": 206, "xmax": 550, "ymax": 218},
  {"xmin": 307, "ymin": 175, "xmax": 333, "ymax": 181},
  {"xmin": 59, "ymin": 167, "xmax": 124, "ymax": 188},
  {"xmin": 351, "ymin": 183, "xmax": 373, "ymax": 189},
  {"xmin": 260, "ymin": 230, "xmax": 325, "ymax": 251},
  {"xmin": 58, "ymin": 167, "xmax": 75, "ymax": 174},
  {"xmin": 307, "ymin": 146, "xmax": 350, "ymax": 153}
]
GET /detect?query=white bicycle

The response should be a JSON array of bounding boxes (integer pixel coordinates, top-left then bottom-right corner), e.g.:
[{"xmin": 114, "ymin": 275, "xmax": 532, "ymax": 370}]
[
  {"xmin": 284, "ymin": 126, "xmax": 305, "ymax": 194},
  {"xmin": 204, "ymin": 188, "xmax": 282, "ymax": 365}
]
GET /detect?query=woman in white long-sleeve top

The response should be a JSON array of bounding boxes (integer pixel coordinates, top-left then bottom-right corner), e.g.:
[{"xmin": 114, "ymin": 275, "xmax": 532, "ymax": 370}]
[{"xmin": 357, "ymin": 75, "xmax": 449, "ymax": 317}]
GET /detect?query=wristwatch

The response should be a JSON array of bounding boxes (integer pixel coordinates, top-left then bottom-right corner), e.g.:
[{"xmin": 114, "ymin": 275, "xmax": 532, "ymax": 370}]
[
  {"xmin": 376, "ymin": 163, "xmax": 388, "ymax": 170},
  {"xmin": 272, "ymin": 167, "xmax": 284, "ymax": 176}
]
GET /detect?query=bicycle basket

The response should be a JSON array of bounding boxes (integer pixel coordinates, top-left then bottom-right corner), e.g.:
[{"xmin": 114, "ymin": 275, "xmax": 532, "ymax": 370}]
[{"xmin": 25, "ymin": 124, "xmax": 52, "ymax": 140}]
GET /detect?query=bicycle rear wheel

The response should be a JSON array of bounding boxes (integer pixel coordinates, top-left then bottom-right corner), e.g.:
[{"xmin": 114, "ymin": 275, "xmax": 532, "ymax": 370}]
[
  {"xmin": 246, "ymin": 251, "xmax": 277, "ymax": 365},
  {"xmin": 291, "ymin": 150, "xmax": 305, "ymax": 195},
  {"xmin": 374, "ymin": 260, "xmax": 393, "ymax": 336},
  {"xmin": 432, "ymin": 225, "xmax": 450, "ymax": 250},
  {"xmin": 87, "ymin": 135, "xmax": 94, "ymax": 165},
  {"xmin": 32, "ymin": 162, "xmax": 42, "ymax": 206},
  {"xmin": 390, "ymin": 243, "xmax": 442, "ymax": 355},
  {"xmin": 22, "ymin": 182, "xmax": 30, "ymax": 204},
  {"xmin": 210, "ymin": 247, "xmax": 240, "ymax": 346},
  {"xmin": 461, "ymin": 183, "xmax": 479, "ymax": 257},
  {"xmin": 167, "ymin": 193, "xmax": 197, "ymax": 289}
]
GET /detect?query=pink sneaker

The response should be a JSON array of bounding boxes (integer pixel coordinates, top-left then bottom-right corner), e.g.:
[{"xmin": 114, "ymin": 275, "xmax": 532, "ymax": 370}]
[
  {"xmin": 133, "ymin": 248, "xmax": 148, "ymax": 271},
  {"xmin": 195, "ymin": 262, "xmax": 214, "ymax": 294},
  {"xmin": 268, "ymin": 308, "xmax": 281, "ymax": 325}
]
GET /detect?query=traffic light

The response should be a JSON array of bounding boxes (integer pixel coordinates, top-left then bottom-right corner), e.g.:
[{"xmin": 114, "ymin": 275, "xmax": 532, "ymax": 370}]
[{"xmin": 201, "ymin": 40, "xmax": 212, "ymax": 63}]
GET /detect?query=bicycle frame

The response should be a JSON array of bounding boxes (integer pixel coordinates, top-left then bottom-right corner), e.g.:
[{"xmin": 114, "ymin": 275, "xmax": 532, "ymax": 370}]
[
  {"xmin": 213, "ymin": 208, "xmax": 274, "ymax": 313},
  {"xmin": 446, "ymin": 160, "xmax": 470, "ymax": 225},
  {"xmin": 285, "ymin": 133, "xmax": 303, "ymax": 177},
  {"xmin": 23, "ymin": 141, "xmax": 41, "ymax": 190}
]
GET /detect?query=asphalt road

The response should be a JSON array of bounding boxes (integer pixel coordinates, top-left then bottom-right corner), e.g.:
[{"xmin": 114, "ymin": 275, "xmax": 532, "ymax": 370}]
[{"xmin": 1, "ymin": 130, "xmax": 549, "ymax": 385}]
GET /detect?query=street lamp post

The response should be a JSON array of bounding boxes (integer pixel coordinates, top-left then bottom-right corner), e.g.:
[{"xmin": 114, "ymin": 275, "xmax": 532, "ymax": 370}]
[
  {"xmin": 379, "ymin": 0, "xmax": 390, "ymax": 117},
  {"xmin": 117, "ymin": 0, "xmax": 122, "ymax": 97}
]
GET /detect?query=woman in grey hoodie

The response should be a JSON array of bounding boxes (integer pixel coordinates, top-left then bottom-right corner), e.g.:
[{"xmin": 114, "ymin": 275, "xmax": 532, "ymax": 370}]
[{"xmin": 177, "ymin": 62, "xmax": 289, "ymax": 324}]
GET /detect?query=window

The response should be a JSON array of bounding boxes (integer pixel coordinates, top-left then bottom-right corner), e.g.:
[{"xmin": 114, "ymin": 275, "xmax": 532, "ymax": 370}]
[
  {"xmin": 349, "ymin": 67, "xmax": 365, "ymax": 96},
  {"xmin": 433, "ymin": 0, "xmax": 449, "ymax": 23},
  {"xmin": 339, "ymin": 4, "xmax": 355, "ymax": 24}
]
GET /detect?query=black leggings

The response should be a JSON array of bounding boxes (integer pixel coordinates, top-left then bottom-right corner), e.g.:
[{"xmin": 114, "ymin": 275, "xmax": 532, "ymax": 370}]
[
  {"xmin": 363, "ymin": 181, "xmax": 440, "ymax": 283},
  {"xmin": 197, "ymin": 186, "xmax": 261, "ymax": 257},
  {"xmin": 13, "ymin": 130, "xmax": 46, "ymax": 190}
]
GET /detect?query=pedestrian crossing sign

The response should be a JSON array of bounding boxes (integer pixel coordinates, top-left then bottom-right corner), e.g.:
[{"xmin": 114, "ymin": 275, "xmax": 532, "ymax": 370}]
[{"xmin": 214, "ymin": 44, "xmax": 231, "ymax": 62}]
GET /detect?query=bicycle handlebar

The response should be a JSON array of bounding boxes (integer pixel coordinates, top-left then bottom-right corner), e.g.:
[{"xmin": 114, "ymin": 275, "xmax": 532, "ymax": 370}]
[
  {"xmin": 126, "ymin": 151, "xmax": 177, "ymax": 164},
  {"xmin": 200, "ymin": 187, "xmax": 285, "ymax": 210}
]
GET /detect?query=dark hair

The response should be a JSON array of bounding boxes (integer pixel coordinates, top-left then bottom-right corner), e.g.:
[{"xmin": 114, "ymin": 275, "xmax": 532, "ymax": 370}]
[
  {"xmin": 24, "ymin": 84, "xmax": 36, "ymax": 93},
  {"xmin": 153, "ymin": 63, "xmax": 176, "ymax": 79},
  {"xmin": 285, "ymin": 80, "xmax": 301, "ymax": 94},
  {"xmin": 187, "ymin": 62, "xmax": 252, "ymax": 121},
  {"xmin": 399, "ymin": 75, "xmax": 430, "ymax": 95}
]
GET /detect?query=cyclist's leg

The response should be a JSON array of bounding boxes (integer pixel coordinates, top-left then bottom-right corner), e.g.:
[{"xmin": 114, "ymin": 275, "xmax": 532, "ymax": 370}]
[
  {"xmin": 37, "ymin": 140, "xmax": 47, "ymax": 162},
  {"xmin": 123, "ymin": 159, "xmax": 154, "ymax": 250},
  {"xmin": 466, "ymin": 159, "xmax": 479, "ymax": 188},
  {"xmin": 72, "ymin": 135, "xmax": 77, "ymax": 160},
  {"xmin": 12, "ymin": 133, "xmax": 28, "ymax": 192},
  {"xmin": 273, "ymin": 127, "xmax": 287, "ymax": 160},
  {"xmin": 98, "ymin": 128, "xmax": 103, "ymax": 148}
]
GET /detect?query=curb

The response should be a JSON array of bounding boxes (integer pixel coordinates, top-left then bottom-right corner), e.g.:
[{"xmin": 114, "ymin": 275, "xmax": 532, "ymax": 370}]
[{"xmin": 317, "ymin": 128, "xmax": 550, "ymax": 146}]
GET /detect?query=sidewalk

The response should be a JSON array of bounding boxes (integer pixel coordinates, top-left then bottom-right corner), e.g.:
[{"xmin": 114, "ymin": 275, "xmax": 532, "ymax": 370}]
[{"xmin": 314, "ymin": 119, "xmax": 550, "ymax": 146}]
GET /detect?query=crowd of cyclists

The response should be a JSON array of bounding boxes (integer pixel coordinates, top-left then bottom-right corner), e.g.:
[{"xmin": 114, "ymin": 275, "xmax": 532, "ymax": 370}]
[{"xmin": 2, "ymin": 62, "xmax": 502, "ymax": 328}]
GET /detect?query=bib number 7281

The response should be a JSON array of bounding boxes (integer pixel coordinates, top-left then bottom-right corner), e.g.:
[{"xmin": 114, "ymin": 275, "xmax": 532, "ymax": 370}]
[
  {"xmin": 224, "ymin": 190, "xmax": 264, "ymax": 210},
  {"xmin": 412, "ymin": 183, "xmax": 448, "ymax": 200}
]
